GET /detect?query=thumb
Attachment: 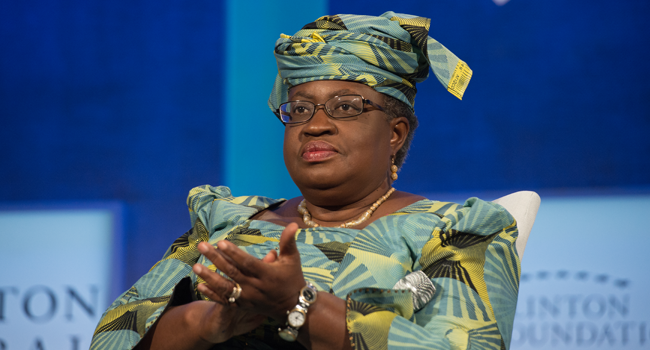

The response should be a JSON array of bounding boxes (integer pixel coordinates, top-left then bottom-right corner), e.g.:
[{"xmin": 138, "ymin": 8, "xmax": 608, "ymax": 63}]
[
  {"xmin": 261, "ymin": 249, "xmax": 278, "ymax": 263},
  {"xmin": 279, "ymin": 222, "xmax": 300, "ymax": 259}
]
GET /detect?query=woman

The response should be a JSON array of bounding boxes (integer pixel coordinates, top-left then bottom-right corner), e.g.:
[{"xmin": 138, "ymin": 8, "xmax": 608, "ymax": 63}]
[{"xmin": 91, "ymin": 12, "xmax": 520, "ymax": 350}]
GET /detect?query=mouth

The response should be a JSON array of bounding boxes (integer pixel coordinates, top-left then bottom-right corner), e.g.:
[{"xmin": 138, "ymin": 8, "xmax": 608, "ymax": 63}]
[{"xmin": 301, "ymin": 141, "xmax": 339, "ymax": 162}]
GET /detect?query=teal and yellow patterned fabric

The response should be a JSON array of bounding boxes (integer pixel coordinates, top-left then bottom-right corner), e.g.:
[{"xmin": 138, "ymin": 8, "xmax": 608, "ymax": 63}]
[
  {"xmin": 269, "ymin": 11, "xmax": 474, "ymax": 117},
  {"xmin": 91, "ymin": 185, "xmax": 521, "ymax": 350}
]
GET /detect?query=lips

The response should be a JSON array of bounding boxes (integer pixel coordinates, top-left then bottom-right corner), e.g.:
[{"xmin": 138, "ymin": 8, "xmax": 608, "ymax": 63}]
[{"xmin": 301, "ymin": 140, "xmax": 338, "ymax": 162}]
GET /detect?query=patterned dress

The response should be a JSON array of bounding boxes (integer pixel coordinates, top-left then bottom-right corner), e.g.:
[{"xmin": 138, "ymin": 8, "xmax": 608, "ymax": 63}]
[{"xmin": 90, "ymin": 185, "xmax": 521, "ymax": 350}]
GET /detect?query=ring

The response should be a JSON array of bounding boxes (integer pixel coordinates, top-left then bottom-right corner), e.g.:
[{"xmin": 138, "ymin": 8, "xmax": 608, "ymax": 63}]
[{"xmin": 228, "ymin": 283, "xmax": 242, "ymax": 303}]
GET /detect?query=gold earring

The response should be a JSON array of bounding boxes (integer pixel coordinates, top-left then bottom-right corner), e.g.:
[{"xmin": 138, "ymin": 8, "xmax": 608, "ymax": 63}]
[{"xmin": 390, "ymin": 157, "xmax": 398, "ymax": 181}]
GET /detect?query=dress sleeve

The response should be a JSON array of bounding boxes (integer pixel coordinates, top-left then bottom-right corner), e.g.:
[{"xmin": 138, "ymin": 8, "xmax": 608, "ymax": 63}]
[
  {"xmin": 90, "ymin": 185, "xmax": 240, "ymax": 349},
  {"xmin": 345, "ymin": 198, "xmax": 521, "ymax": 350},
  {"xmin": 89, "ymin": 218, "xmax": 211, "ymax": 350}
]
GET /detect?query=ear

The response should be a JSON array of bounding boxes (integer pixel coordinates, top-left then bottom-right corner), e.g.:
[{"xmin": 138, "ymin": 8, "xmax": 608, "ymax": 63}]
[{"xmin": 389, "ymin": 116, "xmax": 409, "ymax": 155}]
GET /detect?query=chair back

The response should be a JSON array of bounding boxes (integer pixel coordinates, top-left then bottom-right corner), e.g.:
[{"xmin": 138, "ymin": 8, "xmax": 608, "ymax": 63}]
[{"xmin": 492, "ymin": 191, "xmax": 540, "ymax": 258}]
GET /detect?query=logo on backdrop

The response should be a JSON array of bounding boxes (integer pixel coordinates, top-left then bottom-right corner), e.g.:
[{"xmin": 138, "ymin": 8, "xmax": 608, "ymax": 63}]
[
  {"xmin": 512, "ymin": 270, "xmax": 648, "ymax": 349},
  {"xmin": 0, "ymin": 285, "xmax": 98, "ymax": 350}
]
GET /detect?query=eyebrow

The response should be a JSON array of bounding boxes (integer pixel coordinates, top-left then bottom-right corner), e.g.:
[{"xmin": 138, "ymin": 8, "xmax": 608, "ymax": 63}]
[{"xmin": 291, "ymin": 89, "xmax": 355, "ymax": 100}]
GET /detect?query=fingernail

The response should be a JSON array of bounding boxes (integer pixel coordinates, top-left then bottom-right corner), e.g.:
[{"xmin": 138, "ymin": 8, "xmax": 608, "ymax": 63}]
[
  {"xmin": 197, "ymin": 243, "xmax": 208, "ymax": 253},
  {"xmin": 217, "ymin": 241, "xmax": 228, "ymax": 250},
  {"xmin": 193, "ymin": 264, "xmax": 202, "ymax": 274}
]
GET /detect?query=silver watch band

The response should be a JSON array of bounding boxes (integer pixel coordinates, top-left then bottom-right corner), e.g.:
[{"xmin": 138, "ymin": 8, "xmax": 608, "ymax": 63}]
[{"xmin": 278, "ymin": 282, "xmax": 318, "ymax": 342}]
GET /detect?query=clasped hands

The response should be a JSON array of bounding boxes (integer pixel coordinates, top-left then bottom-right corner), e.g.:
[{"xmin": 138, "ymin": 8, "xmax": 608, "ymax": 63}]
[{"xmin": 190, "ymin": 222, "xmax": 306, "ymax": 344}]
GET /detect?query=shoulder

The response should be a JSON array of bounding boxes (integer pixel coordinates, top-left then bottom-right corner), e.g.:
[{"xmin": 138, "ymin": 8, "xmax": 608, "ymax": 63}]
[
  {"xmin": 187, "ymin": 185, "xmax": 234, "ymax": 211},
  {"xmin": 453, "ymin": 197, "xmax": 515, "ymax": 235},
  {"xmin": 187, "ymin": 185, "xmax": 284, "ymax": 212},
  {"xmin": 396, "ymin": 196, "xmax": 514, "ymax": 235},
  {"xmin": 186, "ymin": 185, "xmax": 286, "ymax": 226}
]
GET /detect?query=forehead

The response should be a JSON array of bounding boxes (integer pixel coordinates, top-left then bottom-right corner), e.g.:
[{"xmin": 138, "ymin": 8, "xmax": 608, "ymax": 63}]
[{"xmin": 288, "ymin": 80, "xmax": 382, "ymax": 101}]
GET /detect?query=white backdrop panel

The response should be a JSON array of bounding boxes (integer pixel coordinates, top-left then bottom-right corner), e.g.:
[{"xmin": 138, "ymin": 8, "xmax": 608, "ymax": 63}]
[
  {"xmin": 512, "ymin": 195, "xmax": 650, "ymax": 349},
  {"xmin": 0, "ymin": 206, "xmax": 120, "ymax": 350}
]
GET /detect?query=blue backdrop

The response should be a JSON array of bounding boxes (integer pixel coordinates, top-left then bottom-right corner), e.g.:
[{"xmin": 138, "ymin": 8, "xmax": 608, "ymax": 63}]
[{"xmin": 1, "ymin": 0, "xmax": 648, "ymax": 289}]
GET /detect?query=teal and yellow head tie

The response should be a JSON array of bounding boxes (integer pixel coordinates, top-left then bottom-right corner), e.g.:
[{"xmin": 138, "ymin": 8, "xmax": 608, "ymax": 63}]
[{"xmin": 268, "ymin": 11, "xmax": 472, "ymax": 116}]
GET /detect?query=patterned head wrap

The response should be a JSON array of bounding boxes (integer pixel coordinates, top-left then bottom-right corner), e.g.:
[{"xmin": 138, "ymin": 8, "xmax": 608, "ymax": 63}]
[{"xmin": 268, "ymin": 11, "xmax": 472, "ymax": 116}]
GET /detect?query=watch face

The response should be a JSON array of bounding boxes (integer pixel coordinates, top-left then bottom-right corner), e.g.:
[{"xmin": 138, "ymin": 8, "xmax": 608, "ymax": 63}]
[
  {"xmin": 279, "ymin": 327, "xmax": 298, "ymax": 342},
  {"xmin": 288, "ymin": 309, "xmax": 306, "ymax": 328},
  {"xmin": 301, "ymin": 285, "xmax": 317, "ymax": 303}
]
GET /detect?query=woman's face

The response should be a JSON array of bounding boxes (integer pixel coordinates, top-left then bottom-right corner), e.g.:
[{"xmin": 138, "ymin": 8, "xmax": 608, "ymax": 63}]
[{"xmin": 283, "ymin": 80, "xmax": 408, "ymax": 206}]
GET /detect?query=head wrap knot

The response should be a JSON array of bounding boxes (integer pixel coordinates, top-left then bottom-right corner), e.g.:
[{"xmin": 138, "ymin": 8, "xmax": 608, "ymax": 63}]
[{"xmin": 268, "ymin": 11, "xmax": 472, "ymax": 115}]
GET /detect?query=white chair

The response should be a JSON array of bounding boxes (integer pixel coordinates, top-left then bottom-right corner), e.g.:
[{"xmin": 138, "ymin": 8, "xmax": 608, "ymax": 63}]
[{"xmin": 492, "ymin": 191, "xmax": 540, "ymax": 259}]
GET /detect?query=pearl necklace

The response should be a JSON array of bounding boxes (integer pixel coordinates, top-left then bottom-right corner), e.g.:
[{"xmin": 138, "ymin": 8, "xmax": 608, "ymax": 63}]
[{"xmin": 297, "ymin": 187, "xmax": 396, "ymax": 228}]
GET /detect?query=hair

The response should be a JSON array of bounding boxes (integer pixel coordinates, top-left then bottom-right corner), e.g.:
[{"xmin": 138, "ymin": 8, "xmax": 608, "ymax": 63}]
[{"xmin": 382, "ymin": 94, "xmax": 419, "ymax": 169}]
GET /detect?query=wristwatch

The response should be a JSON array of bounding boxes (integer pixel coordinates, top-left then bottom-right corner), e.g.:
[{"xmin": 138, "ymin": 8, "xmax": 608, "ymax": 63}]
[{"xmin": 278, "ymin": 282, "xmax": 318, "ymax": 342}]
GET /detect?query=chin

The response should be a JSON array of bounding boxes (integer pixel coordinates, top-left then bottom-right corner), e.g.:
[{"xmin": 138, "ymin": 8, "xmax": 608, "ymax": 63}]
[
  {"xmin": 290, "ymin": 166, "xmax": 342, "ymax": 190},
  {"xmin": 298, "ymin": 175, "xmax": 342, "ymax": 191}
]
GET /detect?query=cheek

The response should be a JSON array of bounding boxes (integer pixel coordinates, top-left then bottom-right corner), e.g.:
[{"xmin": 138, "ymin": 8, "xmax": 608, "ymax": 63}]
[
  {"xmin": 346, "ymin": 124, "xmax": 392, "ymax": 160},
  {"xmin": 282, "ymin": 130, "xmax": 291, "ymax": 162},
  {"xmin": 283, "ymin": 128, "xmax": 300, "ymax": 167}
]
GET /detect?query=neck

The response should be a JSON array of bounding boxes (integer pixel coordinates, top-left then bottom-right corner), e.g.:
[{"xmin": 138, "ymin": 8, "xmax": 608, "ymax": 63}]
[{"xmin": 301, "ymin": 181, "xmax": 393, "ymax": 227}]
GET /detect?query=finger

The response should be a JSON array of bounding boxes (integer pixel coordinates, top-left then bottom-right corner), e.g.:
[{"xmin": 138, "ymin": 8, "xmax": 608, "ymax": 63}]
[
  {"xmin": 216, "ymin": 240, "xmax": 264, "ymax": 278},
  {"xmin": 261, "ymin": 249, "xmax": 278, "ymax": 263},
  {"xmin": 208, "ymin": 247, "xmax": 249, "ymax": 283},
  {"xmin": 197, "ymin": 282, "xmax": 230, "ymax": 304},
  {"xmin": 197, "ymin": 242, "xmax": 247, "ymax": 279},
  {"xmin": 278, "ymin": 222, "xmax": 300, "ymax": 258},
  {"xmin": 197, "ymin": 242, "xmax": 236, "ymax": 265},
  {"xmin": 193, "ymin": 263, "xmax": 236, "ymax": 303}
]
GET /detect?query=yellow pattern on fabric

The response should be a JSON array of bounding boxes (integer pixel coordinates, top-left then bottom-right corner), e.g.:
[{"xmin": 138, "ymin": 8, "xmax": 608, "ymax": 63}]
[
  {"xmin": 93, "ymin": 294, "xmax": 171, "ymax": 337},
  {"xmin": 388, "ymin": 16, "xmax": 431, "ymax": 31},
  {"xmin": 269, "ymin": 11, "xmax": 473, "ymax": 114},
  {"xmin": 448, "ymin": 60, "xmax": 473, "ymax": 100},
  {"xmin": 446, "ymin": 328, "xmax": 470, "ymax": 349},
  {"xmin": 347, "ymin": 42, "xmax": 381, "ymax": 67},
  {"xmin": 309, "ymin": 32, "xmax": 326, "ymax": 42},
  {"xmin": 419, "ymin": 223, "xmax": 514, "ymax": 319},
  {"xmin": 486, "ymin": 222, "xmax": 520, "ymax": 293},
  {"xmin": 149, "ymin": 219, "xmax": 210, "ymax": 271},
  {"xmin": 312, "ymin": 15, "xmax": 347, "ymax": 30},
  {"xmin": 91, "ymin": 185, "xmax": 519, "ymax": 350},
  {"xmin": 400, "ymin": 77, "xmax": 415, "ymax": 89},
  {"xmin": 347, "ymin": 299, "xmax": 396, "ymax": 350},
  {"xmin": 227, "ymin": 233, "xmax": 277, "ymax": 247},
  {"xmin": 187, "ymin": 187, "xmax": 204, "ymax": 200},
  {"xmin": 303, "ymin": 266, "xmax": 335, "ymax": 285}
]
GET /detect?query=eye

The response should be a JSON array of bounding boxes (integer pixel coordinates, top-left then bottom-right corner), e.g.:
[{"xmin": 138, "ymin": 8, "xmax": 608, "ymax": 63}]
[
  {"xmin": 293, "ymin": 106, "xmax": 309, "ymax": 114},
  {"xmin": 291, "ymin": 103, "xmax": 313, "ymax": 116},
  {"xmin": 332, "ymin": 98, "xmax": 362, "ymax": 117}
]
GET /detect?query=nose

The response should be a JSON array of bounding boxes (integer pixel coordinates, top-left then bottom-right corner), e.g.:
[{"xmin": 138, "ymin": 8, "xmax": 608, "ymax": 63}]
[{"xmin": 302, "ymin": 104, "xmax": 336, "ymax": 136}]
